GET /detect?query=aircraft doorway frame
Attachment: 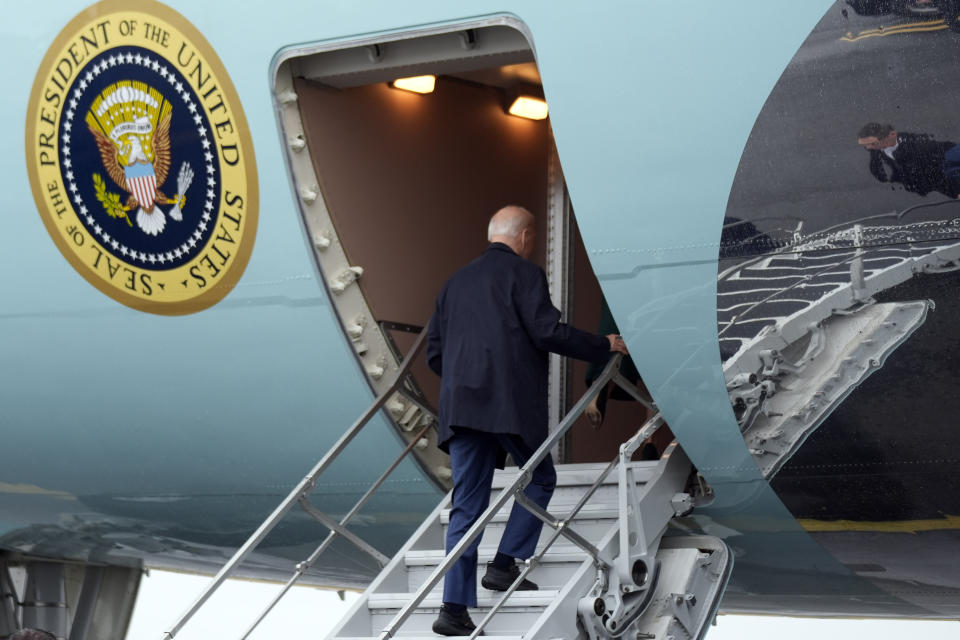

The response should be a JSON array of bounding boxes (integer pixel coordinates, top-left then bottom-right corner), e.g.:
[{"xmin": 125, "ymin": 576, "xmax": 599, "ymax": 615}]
[
  {"xmin": 270, "ymin": 15, "xmax": 584, "ymax": 478},
  {"xmin": 545, "ymin": 140, "xmax": 575, "ymax": 463}
]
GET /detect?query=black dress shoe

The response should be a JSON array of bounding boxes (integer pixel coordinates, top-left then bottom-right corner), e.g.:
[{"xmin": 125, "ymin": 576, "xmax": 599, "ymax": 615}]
[
  {"xmin": 432, "ymin": 607, "xmax": 483, "ymax": 636},
  {"xmin": 639, "ymin": 442, "xmax": 660, "ymax": 461},
  {"xmin": 481, "ymin": 561, "xmax": 538, "ymax": 591}
]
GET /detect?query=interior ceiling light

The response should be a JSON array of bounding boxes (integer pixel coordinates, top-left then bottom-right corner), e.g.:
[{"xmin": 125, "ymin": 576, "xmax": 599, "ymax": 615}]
[
  {"xmin": 390, "ymin": 75, "xmax": 436, "ymax": 94},
  {"xmin": 507, "ymin": 95, "xmax": 548, "ymax": 121}
]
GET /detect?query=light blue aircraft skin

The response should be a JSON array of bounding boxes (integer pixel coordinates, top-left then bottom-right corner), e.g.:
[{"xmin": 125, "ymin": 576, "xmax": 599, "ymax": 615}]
[{"xmin": 2, "ymin": 0, "xmax": 947, "ymax": 620}]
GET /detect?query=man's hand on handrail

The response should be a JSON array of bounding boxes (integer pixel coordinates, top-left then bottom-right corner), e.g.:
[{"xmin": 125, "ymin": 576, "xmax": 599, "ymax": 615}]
[
  {"xmin": 586, "ymin": 395, "xmax": 604, "ymax": 430},
  {"xmin": 607, "ymin": 334, "xmax": 629, "ymax": 354},
  {"xmin": 590, "ymin": 338, "xmax": 627, "ymax": 430}
]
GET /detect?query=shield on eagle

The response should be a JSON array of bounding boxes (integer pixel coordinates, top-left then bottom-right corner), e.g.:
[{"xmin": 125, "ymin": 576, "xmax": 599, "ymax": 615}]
[{"xmin": 124, "ymin": 161, "xmax": 158, "ymax": 212}]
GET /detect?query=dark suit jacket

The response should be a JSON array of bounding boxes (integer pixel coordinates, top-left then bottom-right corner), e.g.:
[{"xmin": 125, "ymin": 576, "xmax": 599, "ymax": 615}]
[
  {"xmin": 867, "ymin": 132, "xmax": 955, "ymax": 197},
  {"xmin": 427, "ymin": 242, "xmax": 610, "ymax": 454}
]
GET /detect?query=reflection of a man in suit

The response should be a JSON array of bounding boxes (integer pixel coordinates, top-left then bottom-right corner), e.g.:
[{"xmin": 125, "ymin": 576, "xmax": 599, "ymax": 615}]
[{"xmin": 857, "ymin": 122, "xmax": 960, "ymax": 198}]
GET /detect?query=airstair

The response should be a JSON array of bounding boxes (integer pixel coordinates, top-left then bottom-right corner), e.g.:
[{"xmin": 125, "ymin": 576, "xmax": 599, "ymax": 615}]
[{"xmin": 160, "ymin": 329, "xmax": 732, "ymax": 640}]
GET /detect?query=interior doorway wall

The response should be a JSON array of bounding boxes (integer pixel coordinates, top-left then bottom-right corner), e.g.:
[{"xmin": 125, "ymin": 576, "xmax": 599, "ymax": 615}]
[
  {"xmin": 292, "ymin": 57, "xmax": 647, "ymax": 465},
  {"xmin": 296, "ymin": 75, "xmax": 550, "ymax": 407}
]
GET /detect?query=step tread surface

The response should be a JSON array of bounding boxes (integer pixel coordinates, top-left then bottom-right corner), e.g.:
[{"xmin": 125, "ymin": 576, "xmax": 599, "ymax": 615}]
[
  {"xmin": 338, "ymin": 637, "xmax": 523, "ymax": 640},
  {"xmin": 368, "ymin": 590, "xmax": 560, "ymax": 609},
  {"xmin": 440, "ymin": 501, "xmax": 618, "ymax": 524},
  {"xmin": 405, "ymin": 546, "xmax": 588, "ymax": 565},
  {"xmin": 491, "ymin": 462, "xmax": 655, "ymax": 489}
]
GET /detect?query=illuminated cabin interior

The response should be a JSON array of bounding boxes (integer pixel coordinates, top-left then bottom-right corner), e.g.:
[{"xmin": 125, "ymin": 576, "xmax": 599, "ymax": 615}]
[{"xmin": 274, "ymin": 22, "xmax": 649, "ymax": 483}]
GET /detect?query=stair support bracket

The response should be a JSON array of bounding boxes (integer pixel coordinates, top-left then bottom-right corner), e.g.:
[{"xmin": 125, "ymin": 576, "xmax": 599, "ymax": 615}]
[{"xmin": 577, "ymin": 420, "xmax": 730, "ymax": 640}]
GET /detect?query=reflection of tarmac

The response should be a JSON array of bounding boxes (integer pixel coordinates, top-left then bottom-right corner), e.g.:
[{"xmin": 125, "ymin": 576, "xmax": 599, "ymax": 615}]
[
  {"xmin": 841, "ymin": 18, "xmax": 954, "ymax": 41},
  {"xmin": 716, "ymin": 5, "xmax": 960, "ymax": 617},
  {"xmin": 722, "ymin": 528, "xmax": 960, "ymax": 617},
  {"xmin": 770, "ymin": 273, "xmax": 960, "ymax": 619},
  {"xmin": 721, "ymin": 2, "xmax": 960, "ymax": 478},
  {"xmin": 821, "ymin": 527, "xmax": 960, "ymax": 615},
  {"xmin": 726, "ymin": 5, "xmax": 960, "ymax": 238}
]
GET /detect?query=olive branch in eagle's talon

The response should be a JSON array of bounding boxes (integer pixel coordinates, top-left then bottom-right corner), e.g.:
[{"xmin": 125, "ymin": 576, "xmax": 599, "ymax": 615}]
[{"xmin": 92, "ymin": 173, "xmax": 133, "ymax": 227}]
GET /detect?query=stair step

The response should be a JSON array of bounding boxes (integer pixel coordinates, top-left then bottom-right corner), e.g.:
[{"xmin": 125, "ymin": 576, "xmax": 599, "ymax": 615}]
[
  {"xmin": 405, "ymin": 547, "xmax": 590, "ymax": 592},
  {"xmin": 338, "ymin": 637, "xmax": 522, "ymax": 640},
  {"xmin": 500, "ymin": 483, "xmax": 622, "ymax": 505},
  {"xmin": 440, "ymin": 513, "xmax": 617, "ymax": 551},
  {"xmin": 404, "ymin": 546, "xmax": 587, "ymax": 566},
  {"xmin": 491, "ymin": 461, "xmax": 656, "ymax": 489},
  {"xmin": 492, "ymin": 463, "xmax": 613, "ymax": 488},
  {"xmin": 440, "ymin": 501, "xmax": 619, "ymax": 525},
  {"xmin": 367, "ymin": 591, "xmax": 558, "ymax": 635},
  {"xmin": 327, "ymin": 461, "xmax": 684, "ymax": 640},
  {"xmin": 368, "ymin": 620, "xmax": 527, "ymax": 637},
  {"xmin": 369, "ymin": 590, "xmax": 559, "ymax": 610}
]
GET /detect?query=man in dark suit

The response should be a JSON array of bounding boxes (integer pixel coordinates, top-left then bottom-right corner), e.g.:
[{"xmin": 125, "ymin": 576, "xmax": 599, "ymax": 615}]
[
  {"xmin": 426, "ymin": 205, "xmax": 626, "ymax": 636},
  {"xmin": 857, "ymin": 122, "xmax": 960, "ymax": 198}
]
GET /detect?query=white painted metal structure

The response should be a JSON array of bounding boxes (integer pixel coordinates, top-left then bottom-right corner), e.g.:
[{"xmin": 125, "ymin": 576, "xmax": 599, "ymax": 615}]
[
  {"xmin": 272, "ymin": 17, "xmax": 545, "ymax": 490},
  {"xmin": 160, "ymin": 352, "xmax": 731, "ymax": 640},
  {"xmin": 160, "ymin": 20, "xmax": 737, "ymax": 640}
]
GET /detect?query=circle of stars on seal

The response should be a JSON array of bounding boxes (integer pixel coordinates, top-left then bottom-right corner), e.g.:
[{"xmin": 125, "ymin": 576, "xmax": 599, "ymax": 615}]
[{"xmin": 60, "ymin": 50, "xmax": 218, "ymax": 266}]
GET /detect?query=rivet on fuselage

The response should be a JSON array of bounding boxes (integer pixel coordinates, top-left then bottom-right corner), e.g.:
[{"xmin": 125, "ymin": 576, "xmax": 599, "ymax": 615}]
[
  {"xmin": 346, "ymin": 316, "xmax": 366, "ymax": 340},
  {"xmin": 366, "ymin": 359, "xmax": 386, "ymax": 380},
  {"xmin": 386, "ymin": 395, "xmax": 406, "ymax": 418},
  {"xmin": 300, "ymin": 185, "xmax": 319, "ymax": 204},
  {"xmin": 289, "ymin": 134, "xmax": 306, "ymax": 152},
  {"xmin": 313, "ymin": 230, "xmax": 332, "ymax": 250},
  {"xmin": 330, "ymin": 266, "xmax": 363, "ymax": 293}
]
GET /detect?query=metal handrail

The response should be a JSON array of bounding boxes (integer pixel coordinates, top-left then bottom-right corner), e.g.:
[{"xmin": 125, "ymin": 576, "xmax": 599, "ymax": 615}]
[
  {"xmin": 467, "ymin": 456, "xmax": 619, "ymax": 640},
  {"xmin": 238, "ymin": 420, "xmax": 433, "ymax": 639},
  {"xmin": 466, "ymin": 393, "xmax": 665, "ymax": 638},
  {"xmin": 378, "ymin": 353, "xmax": 652, "ymax": 640},
  {"xmin": 297, "ymin": 501, "xmax": 391, "ymax": 567},
  {"xmin": 160, "ymin": 327, "xmax": 433, "ymax": 640}
]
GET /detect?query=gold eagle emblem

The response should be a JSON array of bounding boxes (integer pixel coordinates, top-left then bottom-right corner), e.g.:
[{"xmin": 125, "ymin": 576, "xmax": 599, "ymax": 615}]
[{"xmin": 85, "ymin": 80, "xmax": 192, "ymax": 235}]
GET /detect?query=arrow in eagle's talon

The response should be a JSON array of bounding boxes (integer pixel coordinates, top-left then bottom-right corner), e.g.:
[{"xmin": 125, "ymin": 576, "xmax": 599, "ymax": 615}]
[{"xmin": 169, "ymin": 162, "xmax": 194, "ymax": 222}]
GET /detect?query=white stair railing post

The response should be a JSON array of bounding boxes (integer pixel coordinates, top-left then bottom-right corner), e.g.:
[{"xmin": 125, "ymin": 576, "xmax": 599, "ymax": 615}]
[
  {"xmin": 238, "ymin": 420, "xmax": 433, "ymax": 640},
  {"xmin": 376, "ymin": 355, "xmax": 625, "ymax": 640},
  {"xmin": 159, "ymin": 328, "xmax": 430, "ymax": 640}
]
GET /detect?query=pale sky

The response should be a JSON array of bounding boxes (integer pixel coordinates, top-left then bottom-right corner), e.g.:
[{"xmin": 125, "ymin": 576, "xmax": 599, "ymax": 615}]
[{"xmin": 126, "ymin": 570, "xmax": 959, "ymax": 640}]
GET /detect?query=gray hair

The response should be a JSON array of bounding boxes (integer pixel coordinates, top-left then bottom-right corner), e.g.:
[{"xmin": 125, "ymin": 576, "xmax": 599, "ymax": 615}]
[
  {"xmin": 10, "ymin": 630, "xmax": 57, "ymax": 640},
  {"xmin": 487, "ymin": 206, "xmax": 533, "ymax": 241}
]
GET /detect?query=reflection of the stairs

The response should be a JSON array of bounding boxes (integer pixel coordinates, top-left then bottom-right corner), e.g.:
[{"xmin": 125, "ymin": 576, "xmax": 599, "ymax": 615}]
[{"xmin": 719, "ymin": 224, "xmax": 960, "ymax": 365}]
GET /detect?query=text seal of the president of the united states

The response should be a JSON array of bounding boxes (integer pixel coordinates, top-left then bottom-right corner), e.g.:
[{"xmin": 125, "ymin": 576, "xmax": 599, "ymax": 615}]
[{"xmin": 26, "ymin": 0, "xmax": 258, "ymax": 315}]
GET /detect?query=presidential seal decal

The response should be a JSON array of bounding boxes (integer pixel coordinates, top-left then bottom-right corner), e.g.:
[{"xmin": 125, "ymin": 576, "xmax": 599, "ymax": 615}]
[{"xmin": 26, "ymin": 0, "xmax": 258, "ymax": 314}]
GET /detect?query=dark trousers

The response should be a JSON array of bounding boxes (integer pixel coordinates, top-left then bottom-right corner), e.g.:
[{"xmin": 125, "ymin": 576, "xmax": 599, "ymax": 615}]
[
  {"xmin": 944, "ymin": 144, "xmax": 960, "ymax": 196},
  {"xmin": 442, "ymin": 428, "xmax": 557, "ymax": 607}
]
